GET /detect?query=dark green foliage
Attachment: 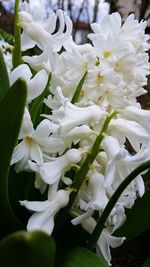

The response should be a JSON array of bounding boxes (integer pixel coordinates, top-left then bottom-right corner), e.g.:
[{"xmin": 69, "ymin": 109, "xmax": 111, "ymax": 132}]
[{"xmin": 0, "ymin": 230, "xmax": 56, "ymax": 267}]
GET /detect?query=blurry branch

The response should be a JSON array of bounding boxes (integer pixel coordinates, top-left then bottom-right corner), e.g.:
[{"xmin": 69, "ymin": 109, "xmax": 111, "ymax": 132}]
[
  {"xmin": 86, "ymin": 0, "xmax": 90, "ymax": 25},
  {"xmin": 92, "ymin": 0, "xmax": 100, "ymax": 23},
  {"xmin": 139, "ymin": 0, "xmax": 149, "ymax": 21},
  {"xmin": 57, "ymin": 0, "xmax": 62, "ymax": 9},
  {"xmin": 145, "ymin": 12, "xmax": 150, "ymax": 20},
  {"xmin": 67, "ymin": 0, "xmax": 73, "ymax": 21},
  {"xmin": 109, "ymin": 0, "xmax": 119, "ymax": 13},
  {"xmin": 0, "ymin": 3, "xmax": 14, "ymax": 34},
  {"xmin": 0, "ymin": 3, "xmax": 7, "ymax": 15},
  {"xmin": 72, "ymin": 0, "xmax": 88, "ymax": 39}
]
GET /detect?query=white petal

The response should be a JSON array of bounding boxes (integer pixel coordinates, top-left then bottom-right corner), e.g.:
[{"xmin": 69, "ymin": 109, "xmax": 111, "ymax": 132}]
[
  {"xmin": 34, "ymin": 173, "xmax": 47, "ymax": 194},
  {"xmin": 42, "ymin": 137, "xmax": 64, "ymax": 153},
  {"xmin": 23, "ymin": 52, "xmax": 51, "ymax": 73},
  {"xmin": 21, "ymin": 31, "xmax": 36, "ymax": 51},
  {"xmin": 135, "ymin": 175, "xmax": 145, "ymax": 197},
  {"xmin": 27, "ymin": 211, "xmax": 54, "ymax": 235},
  {"xmin": 102, "ymin": 136, "xmax": 121, "ymax": 159},
  {"xmin": 9, "ymin": 64, "xmax": 32, "ymax": 86},
  {"xmin": 30, "ymin": 144, "xmax": 43, "ymax": 164},
  {"xmin": 34, "ymin": 149, "xmax": 82, "ymax": 184},
  {"xmin": 27, "ymin": 70, "xmax": 48, "ymax": 103},
  {"xmin": 44, "ymin": 12, "xmax": 57, "ymax": 34},
  {"xmin": 106, "ymin": 233, "xmax": 126, "ymax": 248},
  {"xmin": 109, "ymin": 119, "xmax": 149, "ymax": 149},
  {"xmin": 97, "ymin": 233, "xmax": 111, "ymax": 266},
  {"xmin": 104, "ymin": 160, "xmax": 116, "ymax": 187},
  {"xmin": 20, "ymin": 200, "xmax": 50, "ymax": 212},
  {"xmin": 11, "ymin": 140, "xmax": 29, "ymax": 165},
  {"xmin": 34, "ymin": 119, "xmax": 52, "ymax": 139},
  {"xmin": 19, "ymin": 107, "xmax": 34, "ymax": 139},
  {"xmin": 72, "ymin": 210, "xmax": 93, "ymax": 226}
]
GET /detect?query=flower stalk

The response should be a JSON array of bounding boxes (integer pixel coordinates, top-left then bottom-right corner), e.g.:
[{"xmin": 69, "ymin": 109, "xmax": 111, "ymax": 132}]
[
  {"xmin": 54, "ymin": 112, "xmax": 117, "ymax": 235},
  {"xmin": 13, "ymin": 0, "xmax": 22, "ymax": 68},
  {"xmin": 69, "ymin": 111, "xmax": 118, "ymax": 208}
]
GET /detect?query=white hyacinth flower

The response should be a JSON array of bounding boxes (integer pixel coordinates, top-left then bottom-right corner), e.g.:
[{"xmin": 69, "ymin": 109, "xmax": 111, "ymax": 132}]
[
  {"xmin": 55, "ymin": 125, "xmax": 94, "ymax": 155},
  {"xmin": 123, "ymin": 105, "xmax": 150, "ymax": 134},
  {"xmin": 82, "ymin": 217, "xmax": 125, "ymax": 266},
  {"xmin": 87, "ymin": 12, "xmax": 149, "ymax": 107},
  {"xmin": 82, "ymin": 171, "xmax": 109, "ymax": 211},
  {"xmin": 108, "ymin": 118, "xmax": 149, "ymax": 151},
  {"xmin": 9, "ymin": 64, "xmax": 48, "ymax": 103},
  {"xmin": 28, "ymin": 148, "xmax": 83, "ymax": 185},
  {"xmin": 19, "ymin": 10, "xmax": 72, "ymax": 72},
  {"xmin": 20, "ymin": 189, "xmax": 70, "ymax": 235},
  {"xmin": 45, "ymin": 87, "xmax": 104, "ymax": 133},
  {"xmin": 11, "ymin": 108, "xmax": 63, "ymax": 172},
  {"xmin": 102, "ymin": 136, "xmax": 147, "ymax": 197},
  {"xmin": 20, "ymin": 0, "xmax": 47, "ymax": 23}
]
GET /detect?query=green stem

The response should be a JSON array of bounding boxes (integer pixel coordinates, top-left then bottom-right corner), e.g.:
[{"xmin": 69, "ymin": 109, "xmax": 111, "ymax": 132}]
[
  {"xmin": 53, "ymin": 112, "xmax": 117, "ymax": 237},
  {"xmin": 71, "ymin": 71, "xmax": 87, "ymax": 104},
  {"xmin": 88, "ymin": 160, "xmax": 150, "ymax": 249},
  {"xmin": 69, "ymin": 111, "xmax": 117, "ymax": 208},
  {"xmin": 13, "ymin": 0, "xmax": 22, "ymax": 68}
]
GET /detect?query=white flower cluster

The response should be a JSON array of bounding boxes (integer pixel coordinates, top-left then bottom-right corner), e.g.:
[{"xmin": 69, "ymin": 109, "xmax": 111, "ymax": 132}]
[{"xmin": 2, "ymin": 1, "xmax": 149, "ymax": 265}]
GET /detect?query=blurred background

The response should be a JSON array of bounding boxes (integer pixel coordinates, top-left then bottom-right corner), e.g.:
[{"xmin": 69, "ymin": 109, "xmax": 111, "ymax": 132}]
[{"xmin": 0, "ymin": 0, "xmax": 150, "ymax": 43}]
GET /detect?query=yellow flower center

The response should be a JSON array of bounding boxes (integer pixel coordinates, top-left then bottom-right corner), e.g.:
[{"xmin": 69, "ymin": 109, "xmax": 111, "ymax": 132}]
[
  {"xmin": 97, "ymin": 73, "xmax": 104, "ymax": 84},
  {"xmin": 103, "ymin": 50, "xmax": 111, "ymax": 58},
  {"xmin": 115, "ymin": 61, "xmax": 123, "ymax": 72},
  {"xmin": 25, "ymin": 136, "xmax": 35, "ymax": 145}
]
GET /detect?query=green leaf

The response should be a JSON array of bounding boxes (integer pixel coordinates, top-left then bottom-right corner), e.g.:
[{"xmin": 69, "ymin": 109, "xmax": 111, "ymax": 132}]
[
  {"xmin": 0, "ymin": 49, "xmax": 10, "ymax": 102},
  {"xmin": 29, "ymin": 74, "xmax": 51, "ymax": 127},
  {"xmin": 0, "ymin": 230, "xmax": 56, "ymax": 267},
  {"xmin": 0, "ymin": 29, "xmax": 14, "ymax": 45},
  {"xmin": 114, "ymin": 190, "xmax": 150, "ymax": 240},
  {"xmin": 141, "ymin": 257, "xmax": 150, "ymax": 267},
  {"xmin": 0, "ymin": 79, "xmax": 27, "ymax": 233},
  {"xmin": 88, "ymin": 161, "xmax": 150, "ymax": 249},
  {"xmin": 8, "ymin": 167, "xmax": 48, "ymax": 225},
  {"xmin": 71, "ymin": 71, "xmax": 87, "ymax": 104},
  {"xmin": 58, "ymin": 247, "xmax": 108, "ymax": 267}
]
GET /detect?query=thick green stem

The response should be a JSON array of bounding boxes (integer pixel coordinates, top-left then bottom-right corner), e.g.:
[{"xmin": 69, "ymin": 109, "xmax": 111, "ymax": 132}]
[
  {"xmin": 88, "ymin": 160, "xmax": 150, "ymax": 249},
  {"xmin": 13, "ymin": 0, "xmax": 22, "ymax": 68},
  {"xmin": 69, "ymin": 111, "xmax": 117, "ymax": 208},
  {"xmin": 53, "ymin": 112, "xmax": 117, "ymax": 237}
]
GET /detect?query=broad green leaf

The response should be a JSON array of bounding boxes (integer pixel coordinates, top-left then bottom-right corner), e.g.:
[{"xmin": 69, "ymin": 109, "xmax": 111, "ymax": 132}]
[
  {"xmin": 141, "ymin": 257, "xmax": 150, "ymax": 267},
  {"xmin": 58, "ymin": 247, "xmax": 107, "ymax": 267},
  {"xmin": 8, "ymin": 166, "xmax": 48, "ymax": 225},
  {"xmin": 0, "ymin": 49, "xmax": 10, "ymax": 102},
  {"xmin": 0, "ymin": 230, "xmax": 56, "ymax": 267},
  {"xmin": 0, "ymin": 79, "xmax": 27, "ymax": 233},
  {"xmin": 114, "ymin": 190, "xmax": 150, "ymax": 240}
]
